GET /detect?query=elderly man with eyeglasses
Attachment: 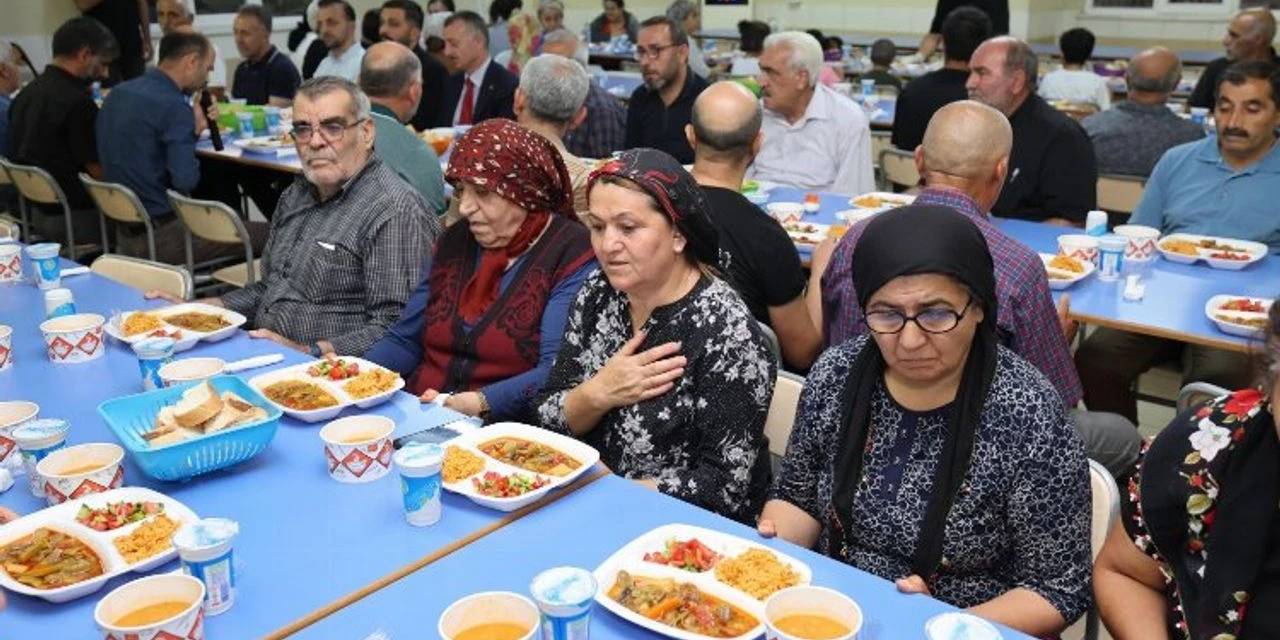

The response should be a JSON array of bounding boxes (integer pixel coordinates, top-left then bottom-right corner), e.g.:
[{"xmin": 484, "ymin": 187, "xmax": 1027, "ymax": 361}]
[{"xmin": 149, "ymin": 76, "xmax": 442, "ymax": 357}]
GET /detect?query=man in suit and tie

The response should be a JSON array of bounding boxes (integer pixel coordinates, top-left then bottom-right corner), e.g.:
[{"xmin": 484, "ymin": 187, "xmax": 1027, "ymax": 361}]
[{"xmin": 438, "ymin": 10, "xmax": 517, "ymax": 126}]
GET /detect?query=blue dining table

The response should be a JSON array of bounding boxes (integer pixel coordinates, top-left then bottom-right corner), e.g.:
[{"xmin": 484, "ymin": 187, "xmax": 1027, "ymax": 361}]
[
  {"xmin": 0, "ymin": 260, "xmax": 600, "ymax": 638},
  {"xmin": 766, "ymin": 185, "xmax": 1275, "ymax": 352},
  {"xmin": 298, "ymin": 473, "xmax": 1035, "ymax": 640}
]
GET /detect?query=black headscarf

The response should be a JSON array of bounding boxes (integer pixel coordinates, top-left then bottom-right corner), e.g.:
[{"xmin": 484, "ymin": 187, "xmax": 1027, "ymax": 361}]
[
  {"xmin": 828, "ymin": 205, "xmax": 1000, "ymax": 581},
  {"xmin": 587, "ymin": 148, "xmax": 721, "ymax": 268}
]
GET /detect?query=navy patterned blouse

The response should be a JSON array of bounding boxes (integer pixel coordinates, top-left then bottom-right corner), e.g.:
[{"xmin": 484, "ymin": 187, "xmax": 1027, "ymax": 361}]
[{"xmin": 772, "ymin": 336, "xmax": 1092, "ymax": 623}]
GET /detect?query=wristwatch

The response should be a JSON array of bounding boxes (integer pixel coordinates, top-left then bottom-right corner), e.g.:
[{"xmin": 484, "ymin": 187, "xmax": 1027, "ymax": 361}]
[{"xmin": 476, "ymin": 392, "xmax": 492, "ymax": 420}]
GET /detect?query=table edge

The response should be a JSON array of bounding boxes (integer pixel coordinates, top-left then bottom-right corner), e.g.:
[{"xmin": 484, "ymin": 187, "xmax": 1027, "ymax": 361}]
[{"xmin": 1073, "ymin": 312, "xmax": 1258, "ymax": 354}]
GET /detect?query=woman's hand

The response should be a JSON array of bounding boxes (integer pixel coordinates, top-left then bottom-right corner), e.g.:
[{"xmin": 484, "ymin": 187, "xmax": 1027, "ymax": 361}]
[
  {"xmin": 144, "ymin": 289, "xmax": 186, "ymax": 305},
  {"xmin": 757, "ymin": 518, "xmax": 778, "ymax": 539},
  {"xmin": 895, "ymin": 575, "xmax": 932, "ymax": 596},
  {"xmin": 582, "ymin": 331, "xmax": 685, "ymax": 411},
  {"xmin": 248, "ymin": 328, "xmax": 308, "ymax": 353},
  {"xmin": 445, "ymin": 392, "xmax": 484, "ymax": 416}
]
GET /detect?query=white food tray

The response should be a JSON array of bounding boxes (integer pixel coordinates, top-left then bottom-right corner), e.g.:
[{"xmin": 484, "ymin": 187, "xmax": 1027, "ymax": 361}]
[
  {"xmin": 1158, "ymin": 233, "xmax": 1267, "ymax": 270},
  {"xmin": 442, "ymin": 422, "xmax": 600, "ymax": 512},
  {"xmin": 0, "ymin": 487, "xmax": 198, "ymax": 602},
  {"xmin": 847, "ymin": 191, "xmax": 915, "ymax": 215},
  {"xmin": 1204, "ymin": 294, "xmax": 1274, "ymax": 339},
  {"xmin": 782, "ymin": 222, "xmax": 830, "ymax": 247},
  {"xmin": 1040, "ymin": 253, "xmax": 1096, "ymax": 290},
  {"xmin": 247, "ymin": 356, "xmax": 405, "ymax": 423},
  {"xmin": 593, "ymin": 523, "xmax": 813, "ymax": 640},
  {"xmin": 105, "ymin": 303, "xmax": 247, "ymax": 351}
]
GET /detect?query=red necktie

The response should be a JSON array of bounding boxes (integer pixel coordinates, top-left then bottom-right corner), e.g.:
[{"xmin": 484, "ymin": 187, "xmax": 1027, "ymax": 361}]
[{"xmin": 459, "ymin": 78, "xmax": 475, "ymax": 125}]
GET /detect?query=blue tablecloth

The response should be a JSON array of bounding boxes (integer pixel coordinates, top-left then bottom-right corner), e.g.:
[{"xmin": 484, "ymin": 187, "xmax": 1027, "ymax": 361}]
[
  {"xmin": 0, "ymin": 261, "xmax": 502, "ymax": 637},
  {"xmin": 300, "ymin": 473, "xmax": 1034, "ymax": 640},
  {"xmin": 767, "ymin": 185, "xmax": 1276, "ymax": 351}
]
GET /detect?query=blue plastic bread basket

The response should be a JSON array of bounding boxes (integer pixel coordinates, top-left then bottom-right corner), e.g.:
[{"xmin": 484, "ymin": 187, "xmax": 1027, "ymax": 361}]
[{"xmin": 97, "ymin": 375, "xmax": 282, "ymax": 481}]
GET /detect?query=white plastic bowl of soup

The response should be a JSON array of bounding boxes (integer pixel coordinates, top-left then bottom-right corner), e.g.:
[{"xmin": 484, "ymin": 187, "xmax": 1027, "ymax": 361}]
[
  {"xmin": 95, "ymin": 573, "xmax": 206, "ymax": 639},
  {"xmin": 438, "ymin": 591, "xmax": 539, "ymax": 640},
  {"xmin": 35, "ymin": 442, "xmax": 125, "ymax": 506},
  {"xmin": 764, "ymin": 585, "xmax": 863, "ymax": 640},
  {"xmin": 158, "ymin": 357, "xmax": 226, "ymax": 387}
]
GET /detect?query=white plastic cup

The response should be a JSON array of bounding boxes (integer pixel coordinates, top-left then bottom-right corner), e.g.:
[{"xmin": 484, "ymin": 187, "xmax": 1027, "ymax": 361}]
[
  {"xmin": 39, "ymin": 313, "xmax": 106, "ymax": 364},
  {"xmin": 25, "ymin": 242, "xmax": 62, "ymax": 289},
  {"xmin": 530, "ymin": 566, "xmax": 597, "ymax": 640},
  {"xmin": 0, "ymin": 401, "xmax": 38, "ymax": 472},
  {"xmin": 764, "ymin": 586, "xmax": 864, "ymax": 640},
  {"xmin": 394, "ymin": 443, "xmax": 444, "ymax": 526},
  {"xmin": 173, "ymin": 517, "xmax": 240, "ymax": 616},
  {"xmin": 157, "ymin": 356, "xmax": 225, "ymax": 388},
  {"xmin": 264, "ymin": 106, "xmax": 282, "ymax": 133},
  {"xmin": 1190, "ymin": 106, "xmax": 1209, "ymax": 125},
  {"xmin": 924, "ymin": 612, "xmax": 1001, "ymax": 640},
  {"xmin": 134, "ymin": 338, "xmax": 177, "ymax": 391},
  {"xmin": 0, "ymin": 242, "xmax": 22, "ymax": 284},
  {"xmin": 1114, "ymin": 224, "xmax": 1161, "ymax": 261},
  {"xmin": 1098, "ymin": 234, "xmax": 1127, "ymax": 282},
  {"xmin": 1084, "ymin": 210, "xmax": 1108, "ymax": 237},
  {"xmin": 0, "ymin": 324, "xmax": 11, "ymax": 371},
  {"xmin": 43, "ymin": 287, "xmax": 76, "ymax": 318},
  {"xmin": 236, "ymin": 111, "xmax": 255, "ymax": 138},
  {"xmin": 36, "ymin": 442, "xmax": 125, "ymax": 506},
  {"xmin": 1057, "ymin": 234, "xmax": 1100, "ymax": 264},
  {"xmin": 94, "ymin": 574, "xmax": 206, "ymax": 640},
  {"xmin": 13, "ymin": 418, "xmax": 69, "ymax": 497}
]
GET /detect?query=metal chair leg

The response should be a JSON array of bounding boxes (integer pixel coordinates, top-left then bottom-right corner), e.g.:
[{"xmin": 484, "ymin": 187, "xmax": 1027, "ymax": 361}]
[
  {"xmin": 99, "ymin": 211, "xmax": 110, "ymax": 256},
  {"xmin": 63, "ymin": 202, "xmax": 76, "ymax": 261}
]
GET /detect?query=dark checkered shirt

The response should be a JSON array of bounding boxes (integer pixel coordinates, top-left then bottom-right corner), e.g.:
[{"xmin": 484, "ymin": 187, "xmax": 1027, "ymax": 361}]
[
  {"xmin": 222, "ymin": 156, "xmax": 442, "ymax": 354},
  {"xmin": 563, "ymin": 82, "xmax": 626, "ymax": 160}
]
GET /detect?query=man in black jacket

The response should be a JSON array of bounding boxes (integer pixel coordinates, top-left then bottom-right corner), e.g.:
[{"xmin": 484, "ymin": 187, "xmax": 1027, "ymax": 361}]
[
  {"xmin": 379, "ymin": 0, "xmax": 449, "ymax": 130},
  {"xmin": 437, "ymin": 11, "xmax": 517, "ymax": 126}
]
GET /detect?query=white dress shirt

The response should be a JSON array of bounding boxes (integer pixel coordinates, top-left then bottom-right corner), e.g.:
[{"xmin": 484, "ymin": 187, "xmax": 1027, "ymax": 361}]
[
  {"xmin": 452, "ymin": 58, "xmax": 491, "ymax": 125},
  {"xmin": 748, "ymin": 84, "xmax": 875, "ymax": 196},
  {"xmin": 1038, "ymin": 69, "xmax": 1112, "ymax": 110},
  {"xmin": 314, "ymin": 42, "xmax": 366, "ymax": 82}
]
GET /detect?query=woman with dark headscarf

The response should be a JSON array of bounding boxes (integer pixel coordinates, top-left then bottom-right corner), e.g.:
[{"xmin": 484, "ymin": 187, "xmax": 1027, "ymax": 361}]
[
  {"xmin": 758, "ymin": 206, "xmax": 1091, "ymax": 636},
  {"xmin": 1094, "ymin": 302, "xmax": 1280, "ymax": 639},
  {"xmin": 364, "ymin": 119, "xmax": 596, "ymax": 421},
  {"xmin": 535, "ymin": 148, "xmax": 775, "ymax": 524}
]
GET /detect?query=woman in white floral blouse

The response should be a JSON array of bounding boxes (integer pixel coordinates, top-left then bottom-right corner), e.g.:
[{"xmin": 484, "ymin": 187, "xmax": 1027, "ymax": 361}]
[
  {"xmin": 534, "ymin": 148, "xmax": 775, "ymax": 524},
  {"xmin": 1095, "ymin": 301, "xmax": 1280, "ymax": 639}
]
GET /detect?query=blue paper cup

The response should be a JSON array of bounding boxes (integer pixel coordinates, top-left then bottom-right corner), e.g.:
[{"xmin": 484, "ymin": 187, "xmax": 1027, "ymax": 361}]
[
  {"xmin": 236, "ymin": 111, "xmax": 255, "ymax": 138},
  {"xmin": 530, "ymin": 566, "xmax": 597, "ymax": 640},
  {"xmin": 394, "ymin": 443, "xmax": 443, "ymax": 526},
  {"xmin": 173, "ymin": 517, "xmax": 240, "ymax": 616},
  {"xmin": 133, "ymin": 337, "xmax": 176, "ymax": 391},
  {"xmin": 25, "ymin": 243, "xmax": 61, "ymax": 290},
  {"xmin": 13, "ymin": 418, "xmax": 69, "ymax": 498}
]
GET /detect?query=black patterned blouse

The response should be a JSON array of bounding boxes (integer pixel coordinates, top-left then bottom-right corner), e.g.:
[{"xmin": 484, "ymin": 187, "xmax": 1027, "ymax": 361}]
[
  {"xmin": 535, "ymin": 271, "xmax": 775, "ymax": 524},
  {"xmin": 772, "ymin": 336, "xmax": 1092, "ymax": 622}
]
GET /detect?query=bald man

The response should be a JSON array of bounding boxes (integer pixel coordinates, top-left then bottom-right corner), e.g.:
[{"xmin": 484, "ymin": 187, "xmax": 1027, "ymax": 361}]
[
  {"xmin": 687, "ymin": 81, "xmax": 822, "ymax": 370},
  {"xmin": 359, "ymin": 41, "xmax": 446, "ymax": 213},
  {"xmin": 819, "ymin": 100, "xmax": 1141, "ymax": 478},
  {"xmin": 1082, "ymin": 47, "xmax": 1205, "ymax": 176},
  {"xmin": 1190, "ymin": 8, "xmax": 1278, "ymax": 108}
]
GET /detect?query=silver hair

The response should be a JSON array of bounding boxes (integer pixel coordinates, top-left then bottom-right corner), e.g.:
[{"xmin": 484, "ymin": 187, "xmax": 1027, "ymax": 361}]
[
  {"xmin": 763, "ymin": 31, "xmax": 824, "ymax": 88},
  {"xmin": 665, "ymin": 0, "xmax": 698, "ymax": 23},
  {"xmin": 1126, "ymin": 55, "xmax": 1182, "ymax": 94},
  {"xmin": 519, "ymin": 53, "xmax": 590, "ymax": 124},
  {"xmin": 541, "ymin": 28, "xmax": 588, "ymax": 68},
  {"xmin": 537, "ymin": 0, "xmax": 564, "ymax": 19},
  {"xmin": 297, "ymin": 76, "xmax": 372, "ymax": 122},
  {"xmin": 995, "ymin": 36, "xmax": 1039, "ymax": 90}
]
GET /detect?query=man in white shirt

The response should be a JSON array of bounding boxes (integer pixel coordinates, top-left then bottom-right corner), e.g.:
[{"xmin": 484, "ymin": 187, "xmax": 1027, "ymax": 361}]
[
  {"xmin": 313, "ymin": 0, "xmax": 366, "ymax": 82},
  {"xmin": 154, "ymin": 0, "xmax": 226, "ymax": 90},
  {"xmin": 1037, "ymin": 27, "xmax": 1110, "ymax": 110},
  {"xmin": 746, "ymin": 31, "xmax": 874, "ymax": 196}
]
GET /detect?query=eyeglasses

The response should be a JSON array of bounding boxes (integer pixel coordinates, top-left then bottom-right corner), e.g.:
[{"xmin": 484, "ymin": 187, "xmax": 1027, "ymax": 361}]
[
  {"xmin": 864, "ymin": 298, "xmax": 975, "ymax": 335},
  {"xmin": 635, "ymin": 43, "xmax": 679, "ymax": 60},
  {"xmin": 292, "ymin": 118, "xmax": 368, "ymax": 143}
]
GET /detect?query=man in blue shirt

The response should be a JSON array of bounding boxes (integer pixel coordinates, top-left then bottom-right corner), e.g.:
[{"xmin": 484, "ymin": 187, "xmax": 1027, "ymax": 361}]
[
  {"xmin": 97, "ymin": 31, "xmax": 266, "ymax": 264},
  {"xmin": 1075, "ymin": 60, "xmax": 1280, "ymax": 424}
]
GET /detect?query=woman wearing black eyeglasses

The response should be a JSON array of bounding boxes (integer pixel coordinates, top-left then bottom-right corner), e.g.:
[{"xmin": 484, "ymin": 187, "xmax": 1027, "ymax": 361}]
[{"xmin": 758, "ymin": 205, "xmax": 1091, "ymax": 638}]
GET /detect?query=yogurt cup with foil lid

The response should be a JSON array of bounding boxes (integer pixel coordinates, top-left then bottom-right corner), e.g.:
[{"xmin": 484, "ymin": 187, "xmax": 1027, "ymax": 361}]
[
  {"xmin": 173, "ymin": 517, "xmax": 240, "ymax": 616},
  {"xmin": 13, "ymin": 418, "xmax": 70, "ymax": 498},
  {"xmin": 530, "ymin": 566, "xmax": 597, "ymax": 640}
]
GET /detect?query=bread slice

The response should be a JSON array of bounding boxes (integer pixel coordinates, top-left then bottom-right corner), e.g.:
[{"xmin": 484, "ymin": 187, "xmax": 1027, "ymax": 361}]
[
  {"xmin": 174, "ymin": 382, "xmax": 223, "ymax": 428},
  {"xmin": 221, "ymin": 391, "xmax": 255, "ymax": 413},
  {"xmin": 230, "ymin": 406, "xmax": 268, "ymax": 427},
  {"xmin": 199, "ymin": 402, "xmax": 245, "ymax": 434},
  {"xmin": 148, "ymin": 426, "xmax": 203, "ymax": 447}
]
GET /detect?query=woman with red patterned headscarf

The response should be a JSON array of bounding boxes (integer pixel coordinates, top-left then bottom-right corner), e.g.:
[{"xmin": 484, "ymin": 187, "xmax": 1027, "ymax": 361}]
[{"xmin": 364, "ymin": 118, "xmax": 596, "ymax": 422}]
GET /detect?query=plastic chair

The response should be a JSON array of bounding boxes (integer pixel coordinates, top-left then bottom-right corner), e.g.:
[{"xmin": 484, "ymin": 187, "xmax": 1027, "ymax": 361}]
[
  {"xmin": 870, "ymin": 131, "xmax": 892, "ymax": 179},
  {"xmin": 90, "ymin": 254, "xmax": 193, "ymax": 301},
  {"xmin": 757, "ymin": 321, "xmax": 782, "ymax": 367},
  {"xmin": 873, "ymin": 83, "xmax": 900, "ymax": 98},
  {"xmin": 80, "ymin": 173, "xmax": 157, "ymax": 262},
  {"xmin": 166, "ymin": 190, "xmax": 258, "ymax": 286},
  {"xmin": 878, "ymin": 147, "xmax": 920, "ymax": 191},
  {"xmin": 1096, "ymin": 174, "xmax": 1145, "ymax": 216},
  {"xmin": 212, "ymin": 258, "xmax": 262, "ymax": 288},
  {"xmin": 1177, "ymin": 381, "xmax": 1230, "ymax": 414},
  {"xmin": 1053, "ymin": 101, "xmax": 1099, "ymax": 122},
  {"xmin": 1063, "ymin": 459, "xmax": 1120, "ymax": 640},
  {"xmin": 0, "ymin": 157, "xmax": 102, "ymax": 260},
  {"xmin": 764, "ymin": 372, "xmax": 804, "ymax": 458}
]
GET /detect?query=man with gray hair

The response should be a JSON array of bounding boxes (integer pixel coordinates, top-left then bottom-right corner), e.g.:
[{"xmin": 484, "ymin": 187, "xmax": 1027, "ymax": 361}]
[
  {"xmin": 154, "ymin": 0, "xmax": 227, "ymax": 90},
  {"xmin": 359, "ymin": 41, "xmax": 446, "ymax": 213},
  {"xmin": 1190, "ymin": 7, "xmax": 1278, "ymax": 108},
  {"xmin": 819, "ymin": 99, "xmax": 1141, "ymax": 479},
  {"xmin": 747, "ymin": 31, "xmax": 874, "ymax": 196},
  {"xmin": 514, "ymin": 54, "xmax": 594, "ymax": 214},
  {"xmin": 541, "ymin": 28, "xmax": 626, "ymax": 158},
  {"xmin": 966, "ymin": 35, "xmax": 1096, "ymax": 225},
  {"xmin": 151, "ymin": 76, "xmax": 442, "ymax": 358},
  {"xmin": 1082, "ymin": 47, "xmax": 1205, "ymax": 177},
  {"xmin": 689, "ymin": 81, "xmax": 823, "ymax": 370}
]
